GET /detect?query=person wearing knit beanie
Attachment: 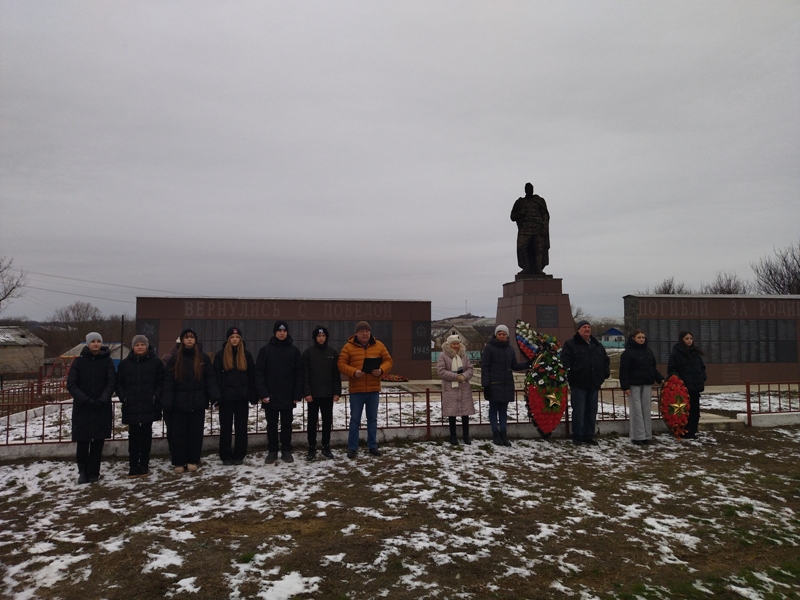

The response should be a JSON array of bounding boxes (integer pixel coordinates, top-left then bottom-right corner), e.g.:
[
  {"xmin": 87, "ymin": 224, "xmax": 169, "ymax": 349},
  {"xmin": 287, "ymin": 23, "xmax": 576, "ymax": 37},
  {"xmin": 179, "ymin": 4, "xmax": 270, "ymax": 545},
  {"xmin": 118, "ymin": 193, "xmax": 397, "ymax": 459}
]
[
  {"xmin": 255, "ymin": 320, "xmax": 303, "ymax": 464},
  {"xmin": 481, "ymin": 323, "xmax": 529, "ymax": 447},
  {"xmin": 562, "ymin": 318, "xmax": 610, "ymax": 446},
  {"xmin": 225, "ymin": 327, "xmax": 243, "ymax": 341},
  {"xmin": 302, "ymin": 325, "xmax": 341, "ymax": 461},
  {"xmin": 118, "ymin": 333, "xmax": 164, "ymax": 478},
  {"xmin": 338, "ymin": 319, "xmax": 393, "ymax": 460},
  {"xmin": 68, "ymin": 331, "xmax": 115, "ymax": 485}
]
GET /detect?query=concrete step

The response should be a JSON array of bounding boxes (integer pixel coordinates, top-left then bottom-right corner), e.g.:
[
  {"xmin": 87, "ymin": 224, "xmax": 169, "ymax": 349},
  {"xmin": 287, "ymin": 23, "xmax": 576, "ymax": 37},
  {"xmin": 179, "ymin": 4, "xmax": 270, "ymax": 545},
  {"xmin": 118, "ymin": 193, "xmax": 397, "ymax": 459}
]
[{"xmin": 698, "ymin": 411, "xmax": 746, "ymax": 431}]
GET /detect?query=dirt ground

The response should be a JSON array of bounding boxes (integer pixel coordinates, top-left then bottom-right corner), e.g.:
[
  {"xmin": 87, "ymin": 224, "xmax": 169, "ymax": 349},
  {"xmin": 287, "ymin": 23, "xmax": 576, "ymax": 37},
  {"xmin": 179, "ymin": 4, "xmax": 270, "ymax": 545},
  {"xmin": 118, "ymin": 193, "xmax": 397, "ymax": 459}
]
[{"xmin": 1, "ymin": 426, "xmax": 799, "ymax": 599}]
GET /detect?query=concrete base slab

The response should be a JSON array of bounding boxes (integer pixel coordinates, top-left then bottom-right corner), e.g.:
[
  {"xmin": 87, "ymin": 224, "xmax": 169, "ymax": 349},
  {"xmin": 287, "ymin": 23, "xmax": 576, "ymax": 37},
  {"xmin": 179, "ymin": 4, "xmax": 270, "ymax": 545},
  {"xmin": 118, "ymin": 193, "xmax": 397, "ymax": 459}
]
[{"xmin": 736, "ymin": 412, "xmax": 800, "ymax": 427}]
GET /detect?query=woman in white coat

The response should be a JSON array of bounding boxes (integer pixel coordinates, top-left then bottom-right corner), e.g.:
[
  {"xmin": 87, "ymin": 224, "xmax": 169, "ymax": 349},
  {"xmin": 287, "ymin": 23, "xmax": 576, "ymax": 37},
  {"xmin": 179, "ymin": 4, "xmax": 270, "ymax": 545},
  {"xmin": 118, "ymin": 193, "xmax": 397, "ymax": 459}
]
[{"xmin": 437, "ymin": 335, "xmax": 475, "ymax": 445}]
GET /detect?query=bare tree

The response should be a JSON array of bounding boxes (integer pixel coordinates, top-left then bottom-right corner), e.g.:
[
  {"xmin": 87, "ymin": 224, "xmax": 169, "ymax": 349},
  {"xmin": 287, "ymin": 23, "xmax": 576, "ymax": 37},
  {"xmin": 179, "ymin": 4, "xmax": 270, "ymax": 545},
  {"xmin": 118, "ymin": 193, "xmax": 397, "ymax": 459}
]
[
  {"xmin": 653, "ymin": 277, "xmax": 693, "ymax": 295},
  {"xmin": 51, "ymin": 301, "xmax": 104, "ymax": 348},
  {"xmin": 0, "ymin": 256, "xmax": 27, "ymax": 314},
  {"xmin": 751, "ymin": 239, "xmax": 800, "ymax": 295},
  {"xmin": 699, "ymin": 271, "xmax": 751, "ymax": 294},
  {"xmin": 571, "ymin": 304, "xmax": 591, "ymax": 328}
]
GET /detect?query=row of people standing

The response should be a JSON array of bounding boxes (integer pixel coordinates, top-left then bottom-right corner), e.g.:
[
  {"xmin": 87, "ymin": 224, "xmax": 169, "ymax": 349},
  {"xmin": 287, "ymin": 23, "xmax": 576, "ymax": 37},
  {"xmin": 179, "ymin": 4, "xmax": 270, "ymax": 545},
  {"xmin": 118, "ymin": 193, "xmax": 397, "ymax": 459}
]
[
  {"xmin": 66, "ymin": 320, "xmax": 393, "ymax": 483},
  {"xmin": 618, "ymin": 328, "xmax": 706, "ymax": 443},
  {"xmin": 475, "ymin": 320, "xmax": 706, "ymax": 448}
]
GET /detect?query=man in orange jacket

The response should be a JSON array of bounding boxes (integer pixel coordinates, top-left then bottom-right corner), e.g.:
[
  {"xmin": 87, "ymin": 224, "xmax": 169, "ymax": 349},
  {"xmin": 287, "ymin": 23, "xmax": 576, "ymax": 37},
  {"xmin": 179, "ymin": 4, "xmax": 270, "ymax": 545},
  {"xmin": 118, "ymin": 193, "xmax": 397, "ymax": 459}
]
[{"xmin": 338, "ymin": 321, "xmax": 393, "ymax": 459}]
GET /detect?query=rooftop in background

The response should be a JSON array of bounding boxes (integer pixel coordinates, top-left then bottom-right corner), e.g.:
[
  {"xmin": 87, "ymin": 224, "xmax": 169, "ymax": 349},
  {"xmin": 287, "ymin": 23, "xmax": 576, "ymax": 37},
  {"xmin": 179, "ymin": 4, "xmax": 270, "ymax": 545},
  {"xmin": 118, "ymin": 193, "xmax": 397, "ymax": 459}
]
[{"xmin": 0, "ymin": 327, "xmax": 46, "ymax": 347}]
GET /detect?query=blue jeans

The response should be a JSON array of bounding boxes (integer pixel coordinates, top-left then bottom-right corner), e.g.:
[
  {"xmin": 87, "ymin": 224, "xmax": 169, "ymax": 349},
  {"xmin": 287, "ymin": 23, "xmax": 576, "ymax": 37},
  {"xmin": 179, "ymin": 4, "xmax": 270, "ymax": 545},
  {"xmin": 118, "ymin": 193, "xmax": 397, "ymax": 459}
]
[
  {"xmin": 488, "ymin": 401, "xmax": 508, "ymax": 432},
  {"xmin": 349, "ymin": 392, "xmax": 379, "ymax": 451},
  {"xmin": 570, "ymin": 387, "xmax": 599, "ymax": 441}
]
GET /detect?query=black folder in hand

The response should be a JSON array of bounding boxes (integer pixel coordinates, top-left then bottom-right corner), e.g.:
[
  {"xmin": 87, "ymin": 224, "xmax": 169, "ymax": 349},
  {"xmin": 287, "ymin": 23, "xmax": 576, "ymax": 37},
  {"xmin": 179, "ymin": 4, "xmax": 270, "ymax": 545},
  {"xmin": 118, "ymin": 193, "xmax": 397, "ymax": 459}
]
[{"xmin": 362, "ymin": 357, "xmax": 382, "ymax": 373}]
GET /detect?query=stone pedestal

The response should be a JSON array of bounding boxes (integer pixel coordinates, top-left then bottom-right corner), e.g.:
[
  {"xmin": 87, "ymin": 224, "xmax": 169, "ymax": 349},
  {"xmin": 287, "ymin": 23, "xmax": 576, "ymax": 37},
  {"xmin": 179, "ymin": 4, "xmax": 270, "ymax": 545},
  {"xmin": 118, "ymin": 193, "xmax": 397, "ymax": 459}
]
[{"xmin": 495, "ymin": 277, "xmax": 574, "ymax": 353}]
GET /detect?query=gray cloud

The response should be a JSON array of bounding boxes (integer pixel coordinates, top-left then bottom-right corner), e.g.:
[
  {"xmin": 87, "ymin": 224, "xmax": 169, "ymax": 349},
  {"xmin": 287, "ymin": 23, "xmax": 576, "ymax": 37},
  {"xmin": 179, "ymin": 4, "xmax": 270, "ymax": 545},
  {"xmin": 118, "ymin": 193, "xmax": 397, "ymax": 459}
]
[{"xmin": 2, "ymin": 1, "xmax": 798, "ymax": 321}]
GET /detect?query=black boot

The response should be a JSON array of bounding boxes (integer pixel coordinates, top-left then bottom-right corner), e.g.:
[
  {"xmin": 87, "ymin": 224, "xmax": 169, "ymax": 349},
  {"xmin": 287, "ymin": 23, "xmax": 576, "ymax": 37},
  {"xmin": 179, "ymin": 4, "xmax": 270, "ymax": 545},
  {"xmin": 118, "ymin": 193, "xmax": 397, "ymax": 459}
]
[
  {"xmin": 492, "ymin": 430, "xmax": 503, "ymax": 446},
  {"xmin": 306, "ymin": 447, "xmax": 316, "ymax": 462},
  {"xmin": 321, "ymin": 446, "xmax": 334, "ymax": 459},
  {"xmin": 448, "ymin": 417, "xmax": 458, "ymax": 445},
  {"xmin": 77, "ymin": 463, "xmax": 89, "ymax": 485},
  {"xmin": 462, "ymin": 417, "xmax": 471, "ymax": 445},
  {"xmin": 500, "ymin": 430, "xmax": 512, "ymax": 447}
]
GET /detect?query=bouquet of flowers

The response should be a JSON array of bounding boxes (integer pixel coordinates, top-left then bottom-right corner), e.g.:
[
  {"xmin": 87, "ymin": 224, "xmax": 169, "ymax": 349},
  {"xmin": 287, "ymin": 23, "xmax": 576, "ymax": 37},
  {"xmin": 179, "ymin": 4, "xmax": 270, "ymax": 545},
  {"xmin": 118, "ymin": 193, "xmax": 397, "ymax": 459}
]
[
  {"xmin": 660, "ymin": 375, "xmax": 690, "ymax": 438},
  {"xmin": 516, "ymin": 319, "xmax": 568, "ymax": 438}
]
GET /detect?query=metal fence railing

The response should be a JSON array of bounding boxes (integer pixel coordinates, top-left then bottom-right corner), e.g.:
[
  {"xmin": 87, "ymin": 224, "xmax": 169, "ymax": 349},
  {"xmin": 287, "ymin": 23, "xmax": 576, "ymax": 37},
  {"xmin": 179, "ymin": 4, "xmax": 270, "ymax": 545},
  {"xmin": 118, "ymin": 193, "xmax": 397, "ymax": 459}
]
[
  {"xmin": 0, "ymin": 385, "xmax": 663, "ymax": 447},
  {"xmin": 745, "ymin": 380, "xmax": 800, "ymax": 427}
]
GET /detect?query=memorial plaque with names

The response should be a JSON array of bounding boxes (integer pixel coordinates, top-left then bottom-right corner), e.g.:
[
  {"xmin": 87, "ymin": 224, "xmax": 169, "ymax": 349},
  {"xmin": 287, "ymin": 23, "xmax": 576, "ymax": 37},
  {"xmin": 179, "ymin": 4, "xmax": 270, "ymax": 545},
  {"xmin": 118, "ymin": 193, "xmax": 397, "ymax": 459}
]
[{"xmin": 536, "ymin": 305, "xmax": 560, "ymax": 329}]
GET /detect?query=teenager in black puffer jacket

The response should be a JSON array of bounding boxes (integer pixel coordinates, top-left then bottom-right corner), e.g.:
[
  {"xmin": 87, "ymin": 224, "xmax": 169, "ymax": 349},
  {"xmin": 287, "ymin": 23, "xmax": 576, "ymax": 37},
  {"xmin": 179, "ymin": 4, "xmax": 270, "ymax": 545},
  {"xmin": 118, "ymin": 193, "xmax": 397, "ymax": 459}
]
[
  {"xmin": 302, "ymin": 325, "xmax": 342, "ymax": 461},
  {"xmin": 163, "ymin": 329, "xmax": 220, "ymax": 473},
  {"xmin": 255, "ymin": 320, "xmax": 303, "ymax": 464},
  {"xmin": 116, "ymin": 335, "xmax": 165, "ymax": 477},
  {"xmin": 619, "ymin": 329, "xmax": 663, "ymax": 445},
  {"xmin": 213, "ymin": 327, "xmax": 257, "ymax": 466},
  {"xmin": 667, "ymin": 331, "xmax": 706, "ymax": 439},
  {"xmin": 67, "ymin": 332, "xmax": 115, "ymax": 484}
]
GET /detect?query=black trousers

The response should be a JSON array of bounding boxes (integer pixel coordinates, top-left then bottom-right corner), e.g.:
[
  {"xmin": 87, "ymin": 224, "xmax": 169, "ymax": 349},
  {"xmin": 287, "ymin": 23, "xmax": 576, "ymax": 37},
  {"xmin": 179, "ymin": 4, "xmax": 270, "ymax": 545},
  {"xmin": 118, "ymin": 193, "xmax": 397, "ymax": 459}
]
[
  {"xmin": 171, "ymin": 409, "xmax": 205, "ymax": 466},
  {"xmin": 265, "ymin": 407, "xmax": 293, "ymax": 452},
  {"xmin": 218, "ymin": 400, "xmax": 249, "ymax": 461},
  {"xmin": 687, "ymin": 390, "xmax": 701, "ymax": 436},
  {"xmin": 306, "ymin": 397, "xmax": 334, "ymax": 448},
  {"xmin": 76, "ymin": 439, "xmax": 105, "ymax": 477},
  {"xmin": 128, "ymin": 423, "xmax": 153, "ymax": 473}
]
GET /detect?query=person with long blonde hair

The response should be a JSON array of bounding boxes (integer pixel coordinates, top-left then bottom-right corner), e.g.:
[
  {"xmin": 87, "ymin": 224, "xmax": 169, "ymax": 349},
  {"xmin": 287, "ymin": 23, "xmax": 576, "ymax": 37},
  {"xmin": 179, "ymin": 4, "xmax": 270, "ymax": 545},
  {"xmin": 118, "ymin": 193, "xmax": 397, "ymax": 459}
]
[{"xmin": 213, "ymin": 327, "xmax": 257, "ymax": 465}]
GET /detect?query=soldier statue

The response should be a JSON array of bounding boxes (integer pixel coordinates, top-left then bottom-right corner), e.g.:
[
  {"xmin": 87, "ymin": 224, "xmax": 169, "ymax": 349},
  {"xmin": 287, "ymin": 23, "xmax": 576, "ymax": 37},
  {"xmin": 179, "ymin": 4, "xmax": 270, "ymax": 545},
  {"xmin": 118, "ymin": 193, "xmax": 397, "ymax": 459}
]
[{"xmin": 510, "ymin": 182, "xmax": 550, "ymax": 277}]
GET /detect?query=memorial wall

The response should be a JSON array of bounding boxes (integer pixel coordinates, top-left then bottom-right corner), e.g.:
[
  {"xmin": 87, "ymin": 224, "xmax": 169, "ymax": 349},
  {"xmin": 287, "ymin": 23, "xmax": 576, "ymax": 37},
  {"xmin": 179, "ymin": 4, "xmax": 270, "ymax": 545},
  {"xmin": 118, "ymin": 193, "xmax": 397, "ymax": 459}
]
[
  {"xmin": 624, "ymin": 295, "xmax": 800, "ymax": 385},
  {"xmin": 136, "ymin": 297, "xmax": 432, "ymax": 381}
]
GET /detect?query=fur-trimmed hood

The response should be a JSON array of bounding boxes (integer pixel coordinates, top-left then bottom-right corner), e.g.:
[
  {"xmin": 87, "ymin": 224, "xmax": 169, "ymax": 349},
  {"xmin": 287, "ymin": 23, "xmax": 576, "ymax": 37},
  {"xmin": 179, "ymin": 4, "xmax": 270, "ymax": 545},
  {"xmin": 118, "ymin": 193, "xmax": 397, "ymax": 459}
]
[{"xmin": 441, "ymin": 341, "xmax": 467, "ymax": 359}]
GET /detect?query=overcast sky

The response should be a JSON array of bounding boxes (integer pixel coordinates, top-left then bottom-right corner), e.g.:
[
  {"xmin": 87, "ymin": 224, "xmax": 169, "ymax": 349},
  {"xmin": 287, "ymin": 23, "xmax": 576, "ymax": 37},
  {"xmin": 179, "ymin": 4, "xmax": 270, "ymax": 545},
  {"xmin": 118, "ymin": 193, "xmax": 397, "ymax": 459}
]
[{"xmin": 2, "ymin": 1, "xmax": 798, "ymax": 323}]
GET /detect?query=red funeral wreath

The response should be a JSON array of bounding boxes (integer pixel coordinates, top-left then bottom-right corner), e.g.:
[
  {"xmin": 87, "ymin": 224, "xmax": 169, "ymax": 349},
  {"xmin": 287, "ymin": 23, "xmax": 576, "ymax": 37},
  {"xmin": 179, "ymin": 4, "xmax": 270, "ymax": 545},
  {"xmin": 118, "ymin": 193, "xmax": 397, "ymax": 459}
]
[
  {"xmin": 516, "ymin": 320, "xmax": 568, "ymax": 438},
  {"xmin": 660, "ymin": 374, "xmax": 690, "ymax": 438}
]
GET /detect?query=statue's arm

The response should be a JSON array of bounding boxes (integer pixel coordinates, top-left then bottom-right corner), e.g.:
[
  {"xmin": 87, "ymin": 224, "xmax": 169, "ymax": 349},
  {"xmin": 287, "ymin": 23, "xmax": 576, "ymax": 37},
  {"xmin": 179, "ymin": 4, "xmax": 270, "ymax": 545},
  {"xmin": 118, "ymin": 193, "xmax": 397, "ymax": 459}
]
[{"xmin": 510, "ymin": 199, "xmax": 522, "ymax": 222}]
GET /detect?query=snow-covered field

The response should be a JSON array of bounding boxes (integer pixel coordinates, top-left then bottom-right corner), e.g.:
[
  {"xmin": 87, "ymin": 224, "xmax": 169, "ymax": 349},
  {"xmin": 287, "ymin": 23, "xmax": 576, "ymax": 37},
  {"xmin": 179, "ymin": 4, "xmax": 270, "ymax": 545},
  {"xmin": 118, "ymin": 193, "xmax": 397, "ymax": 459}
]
[{"xmin": 1, "ymin": 425, "xmax": 798, "ymax": 598}]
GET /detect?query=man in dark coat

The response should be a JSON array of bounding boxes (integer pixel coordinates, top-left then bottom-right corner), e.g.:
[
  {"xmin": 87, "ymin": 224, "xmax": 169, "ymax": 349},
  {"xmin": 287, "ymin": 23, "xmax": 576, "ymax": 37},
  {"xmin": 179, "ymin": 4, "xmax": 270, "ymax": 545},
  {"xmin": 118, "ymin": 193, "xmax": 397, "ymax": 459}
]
[
  {"xmin": 255, "ymin": 320, "xmax": 303, "ymax": 464},
  {"xmin": 67, "ymin": 332, "xmax": 116, "ymax": 484},
  {"xmin": 510, "ymin": 182, "xmax": 550, "ymax": 276},
  {"xmin": 302, "ymin": 325, "xmax": 342, "ymax": 461},
  {"xmin": 116, "ymin": 334, "xmax": 165, "ymax": 477},
  {"xmin": 562, "ymin": 320, "xmax": 610, "ymax": 446}
]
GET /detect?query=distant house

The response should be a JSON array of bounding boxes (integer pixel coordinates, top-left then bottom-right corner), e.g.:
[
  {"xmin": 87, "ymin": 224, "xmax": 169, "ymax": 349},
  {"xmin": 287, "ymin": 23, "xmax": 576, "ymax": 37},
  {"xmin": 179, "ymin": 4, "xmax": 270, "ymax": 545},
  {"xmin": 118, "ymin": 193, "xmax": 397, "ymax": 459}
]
[
  {"xmin": 432, "ymin": 324, "xmax": 488, "ymax": 361},
  {"xmin": 599, "ymin": 327, "xmax": 626, "ymax": 348},
  {"xmin": 0, "ymin": 326, "xmax": 47, "ymax": 373},
  {"xmin": 62, "ymin": 342, "xmax": 131, "ymax": 367}
]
